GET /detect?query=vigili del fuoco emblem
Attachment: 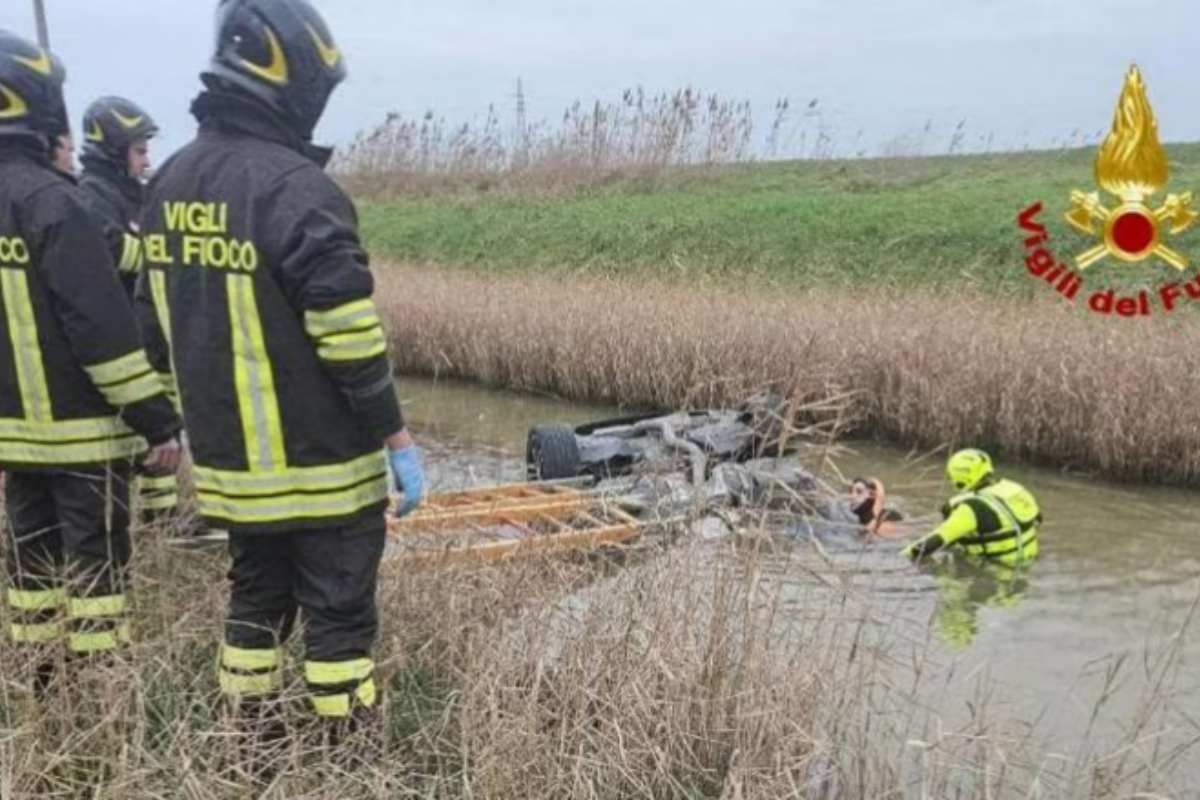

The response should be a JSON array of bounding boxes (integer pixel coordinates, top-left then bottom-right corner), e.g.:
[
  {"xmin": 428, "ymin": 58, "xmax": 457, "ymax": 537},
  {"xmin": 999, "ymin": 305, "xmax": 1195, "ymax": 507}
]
[{"xmin": 1065, "ymin": 65, "xmax": 1197, "ymax": 271}]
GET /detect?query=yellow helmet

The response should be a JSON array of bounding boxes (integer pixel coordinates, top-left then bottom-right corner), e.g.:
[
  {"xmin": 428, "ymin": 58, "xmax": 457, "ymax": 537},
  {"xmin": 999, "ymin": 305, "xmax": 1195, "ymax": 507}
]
[{"xmin": 946, "ymin": 448, "xmax": 994, "ymax": 491}]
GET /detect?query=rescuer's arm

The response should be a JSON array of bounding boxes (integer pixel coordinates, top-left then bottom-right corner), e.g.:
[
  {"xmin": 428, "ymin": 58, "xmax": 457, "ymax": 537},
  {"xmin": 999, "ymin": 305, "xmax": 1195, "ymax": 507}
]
[
  {"xmin": 902, "ymin": 503, "xmax": 978, "ymax": 561},
  {"xmin": 33, "ymin": 186, "xmax": 181, "ymax": 448},
  {"xmin": 272, "ymin": 168, "xmax": 424, "ymax": 514},
  {"xmin": 272, "ymin": 168, "xmax": 404, "ymax": 442}
]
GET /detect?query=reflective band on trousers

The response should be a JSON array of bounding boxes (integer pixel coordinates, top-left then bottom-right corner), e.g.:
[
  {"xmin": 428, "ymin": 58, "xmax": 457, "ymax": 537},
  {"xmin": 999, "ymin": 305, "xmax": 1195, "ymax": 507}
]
[
  {"xmin": 140, "ymin": 473, "xmax": 179, "ymax": 510},
  {"xmin": 222, "ymin": 643, "xmax": 281, "ymax": 671},
  {"xmin": 141, "ymin": 474, "xmax": 178, "ymax": 491},
  {"xmin": 220, "ymin": 668, "xmax": 283, "ymax": 695},
  {"xmin": 219, "ymin": 644, "xmax": 283, "ymax": 696},
  {"xmin": 68, "ymin": 594, "xmax": 127, "ymax": 619},
  {"xmin": 8, "ymin": 586, "xmax": 66, "ymax": 610},
  {"xmin": 140, "ymin": 490, "xmax": 179, "ymax": 511},
  {"xmin": 11, "ymin": 620, "xmax": 62, "ymax": 643},
  {"xmin": 142, "ymin": 496, "xmax": 177, "ymax": 512},
  {"xmin": 69, "ymin": 622, "xmax": 131, "ymax": 653},
  {"xmin": 305, "ymin": 658, "xmax": 374, "ymax": 686},
  {"xmin": 310, "ymin": 679, "xmax": 378, "ymax": 718},
  {"xmin": 227, "ymin": 273, "xmax": 286, "ymax": 472},
  {"xmin": 1, "ymin": 268, "xmax": 52, "ymax": 421}
]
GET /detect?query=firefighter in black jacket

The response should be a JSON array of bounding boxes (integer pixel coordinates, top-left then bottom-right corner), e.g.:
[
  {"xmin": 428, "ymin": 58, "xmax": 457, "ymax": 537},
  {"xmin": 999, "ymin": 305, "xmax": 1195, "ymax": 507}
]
[
  {"xmin": 138, "ymin": 0, "xmax": 426, "ymax": 734},
  {"xmin": 78, "ymin": 97, "xmax": 183, "ymax": 526},
  {"xmin": 79, "ymin": 97, "xmax": 158, "ymax": 296},
  {"xmin": 0, "ymin": 30, "xmax": 182, "ymax": 688}
]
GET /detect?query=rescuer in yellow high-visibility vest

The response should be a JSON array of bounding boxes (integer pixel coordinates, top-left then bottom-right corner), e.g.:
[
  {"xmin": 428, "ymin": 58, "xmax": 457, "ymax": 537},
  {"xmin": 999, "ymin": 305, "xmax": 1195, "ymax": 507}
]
[{"xmin": 903, "ymin": 449, "xmax": 1043, "ymax": 566}]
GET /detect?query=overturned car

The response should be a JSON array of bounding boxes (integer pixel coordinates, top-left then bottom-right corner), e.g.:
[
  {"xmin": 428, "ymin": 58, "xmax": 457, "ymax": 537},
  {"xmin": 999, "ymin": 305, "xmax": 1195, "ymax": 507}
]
[{"xmin": 525, "ymin": 395, "xmax": 793, "ymax": 483}]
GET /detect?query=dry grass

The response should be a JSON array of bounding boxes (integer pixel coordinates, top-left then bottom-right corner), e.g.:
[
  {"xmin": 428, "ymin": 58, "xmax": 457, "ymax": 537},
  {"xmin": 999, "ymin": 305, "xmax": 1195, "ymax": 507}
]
[
  {"xmin": 376, "ymin": 263, "xmax": 1200, "ymax": 486},
  {"xmin": 3, "ymin": 509, "xmax": 1196, "ymax": 798},
  {"xmin": 336, "ymin": 87, "xmax": 759, "ymax": 197}
]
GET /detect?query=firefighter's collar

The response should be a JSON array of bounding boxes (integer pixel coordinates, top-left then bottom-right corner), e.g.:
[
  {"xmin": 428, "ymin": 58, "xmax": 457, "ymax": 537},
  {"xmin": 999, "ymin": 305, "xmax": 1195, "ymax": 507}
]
[{"xmin": 192, "ymin": 90, "xmax": 333, "ymax": 167}]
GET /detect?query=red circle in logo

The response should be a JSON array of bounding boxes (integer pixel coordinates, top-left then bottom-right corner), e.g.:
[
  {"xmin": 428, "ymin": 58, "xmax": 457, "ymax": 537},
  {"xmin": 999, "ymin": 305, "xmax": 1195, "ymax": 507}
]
[{"xmin": 1111, "ymin": 211, "xmax": 1156, "ymax": 254}]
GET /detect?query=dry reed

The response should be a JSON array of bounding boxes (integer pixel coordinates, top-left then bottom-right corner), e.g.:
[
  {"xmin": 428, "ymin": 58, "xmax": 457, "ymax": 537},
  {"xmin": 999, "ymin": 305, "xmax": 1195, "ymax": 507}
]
[
  {"xmin": 334, "ymin": 84, "xmax": 1110, "ymax": 198},
  {"xmin": 376, "ymin": 263, "xmax": 1200, "ymax": 486},
  {"xmin": 335, "ymin": 87, "xmax": 759, "ymax": 197}
]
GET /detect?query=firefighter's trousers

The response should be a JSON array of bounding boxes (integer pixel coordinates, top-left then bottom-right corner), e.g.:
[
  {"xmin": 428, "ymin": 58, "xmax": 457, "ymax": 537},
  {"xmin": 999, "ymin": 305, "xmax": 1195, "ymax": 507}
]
[
  {"xmin": 218, "ymin": 515, "xmax": 386, "ymax": 719},
  {"xmin": 137, "ymin": 472, "xmax": 180, "ymax": 521},
  {"xmin": 4, "ymin": 463, "xmax": 134, "ymax": 655}
]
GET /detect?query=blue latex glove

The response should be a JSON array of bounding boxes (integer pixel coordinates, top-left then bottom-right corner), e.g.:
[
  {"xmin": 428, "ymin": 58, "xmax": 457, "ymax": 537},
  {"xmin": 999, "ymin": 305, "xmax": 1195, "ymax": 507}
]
[{"xmin": 389, "ymin": 445, "xmax": 426, "ymax": 518}]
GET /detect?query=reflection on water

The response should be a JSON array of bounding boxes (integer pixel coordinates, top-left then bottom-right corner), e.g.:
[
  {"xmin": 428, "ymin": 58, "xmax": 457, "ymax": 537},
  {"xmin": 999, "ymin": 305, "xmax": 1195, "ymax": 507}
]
[{"xmin": 399, "ymin": 375, "xmax": 1200, "ymax": 776}]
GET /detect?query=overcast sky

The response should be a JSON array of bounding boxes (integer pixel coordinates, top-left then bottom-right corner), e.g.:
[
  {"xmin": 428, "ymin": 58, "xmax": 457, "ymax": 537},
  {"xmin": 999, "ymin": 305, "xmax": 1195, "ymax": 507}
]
[{"xmin": 3, "ymin": 0, "xmax": 1199, "ymax": 161}]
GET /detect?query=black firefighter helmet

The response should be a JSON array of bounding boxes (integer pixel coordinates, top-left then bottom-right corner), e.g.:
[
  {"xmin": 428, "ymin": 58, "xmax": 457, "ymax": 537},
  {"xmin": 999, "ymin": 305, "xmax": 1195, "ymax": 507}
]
[
  {"xmin": 0, "ymin": 29, "xmax": 69, "ymax": 143},
  {"xmin": 82, "ymin": 96, "xmax": 159, "ymax": 164},
  {"xmin": 206, "ymin": 0, "xmax": 347, "ymax": 141}
]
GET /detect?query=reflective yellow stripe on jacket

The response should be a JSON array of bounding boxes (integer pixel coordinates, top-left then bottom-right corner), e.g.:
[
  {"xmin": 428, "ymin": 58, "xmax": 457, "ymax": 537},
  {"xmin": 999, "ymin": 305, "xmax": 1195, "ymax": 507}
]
[
  {"xmin": 83, "ymin": 349, "xmax": 163, "ymax": 407},
  {"xmin": 118, "ymin": 233, "xmax": 143, "ymax": 273},
  {"xmin": 147, "ymin": 270, "xmax": 181, "ymax": 411},
  {"xmin": 199, "ymin": 278, "xmax": 389, "ymax": 525},
  {"xmin": 228, "ymin": 274, "xmax": 286, "ymax": 471},
  {"xmin": 1, "ymin": 268, "xmax": 52, "ymax": 420},
  {"xmin": 193, "ymin": 450, "xmax": 388, "ymax": 524},
  {"xmin": 149, "ymin": 269, "xmax": 172, "ymax": 348},
  {"xmin": 0, "ymin": 416, "xmax": 143, "ymax": 464},
  {"xmin": 304, "ymin": 298, "xmax": 387, "ymax": 362}
]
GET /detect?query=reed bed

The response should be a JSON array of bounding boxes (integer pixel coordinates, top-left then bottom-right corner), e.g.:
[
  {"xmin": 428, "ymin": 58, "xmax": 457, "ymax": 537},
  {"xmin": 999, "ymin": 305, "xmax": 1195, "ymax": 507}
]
[
  {"xmin": 334, "ymin": 82, "xmax": 1112, "ymax": 199},
  {"xmin": 2, "ymin": 510, "xmax": 1194, "ymax": 798},
  {"xmin": 336, "ymin": 87, "xmax": 757, "ymax": 197},
  {"xmin": 376, "ymin": 263, "xmax": 1200, "ymax": 486}
]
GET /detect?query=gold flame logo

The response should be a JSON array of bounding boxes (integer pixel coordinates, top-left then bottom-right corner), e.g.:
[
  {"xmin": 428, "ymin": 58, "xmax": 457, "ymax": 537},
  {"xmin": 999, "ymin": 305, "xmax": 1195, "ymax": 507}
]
[{"xmin": 1065, "ymin": 65, "xmax": 1196, "ymax": 271}]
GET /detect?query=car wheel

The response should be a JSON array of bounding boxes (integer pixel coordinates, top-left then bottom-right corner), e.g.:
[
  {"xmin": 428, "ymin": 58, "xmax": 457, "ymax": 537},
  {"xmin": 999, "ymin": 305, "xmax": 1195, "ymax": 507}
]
[{"xmin": 526, "ymin": 424, "xmax": 583, "ymax": 481}]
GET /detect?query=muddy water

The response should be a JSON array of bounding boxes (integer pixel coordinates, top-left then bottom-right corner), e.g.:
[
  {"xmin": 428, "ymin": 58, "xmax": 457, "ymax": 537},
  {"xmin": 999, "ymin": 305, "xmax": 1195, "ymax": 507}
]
[{"xmin": 399, "ymin": 376, "xmax": 1200, "ymax": 781}]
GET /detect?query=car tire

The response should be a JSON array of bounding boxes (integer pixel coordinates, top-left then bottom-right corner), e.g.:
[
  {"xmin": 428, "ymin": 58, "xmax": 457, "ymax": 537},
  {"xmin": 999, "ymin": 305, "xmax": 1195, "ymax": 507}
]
[{"xmin": 527, "ymin": 425, "xmax": 582, "ymax": 481}]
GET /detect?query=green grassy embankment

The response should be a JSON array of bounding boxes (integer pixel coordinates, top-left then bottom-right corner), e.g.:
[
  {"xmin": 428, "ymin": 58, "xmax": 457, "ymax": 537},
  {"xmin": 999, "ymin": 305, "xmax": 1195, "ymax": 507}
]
[{"xmin": 358, "ymin": 144, "xmax": 1200, "ymax": 292}]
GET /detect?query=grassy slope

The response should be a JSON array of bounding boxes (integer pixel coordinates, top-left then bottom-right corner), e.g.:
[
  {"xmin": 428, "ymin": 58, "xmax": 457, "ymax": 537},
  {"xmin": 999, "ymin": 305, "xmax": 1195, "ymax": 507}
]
[{"xmin": 358, "ymin": 144, "xmax": 1200, "ymax": 292}]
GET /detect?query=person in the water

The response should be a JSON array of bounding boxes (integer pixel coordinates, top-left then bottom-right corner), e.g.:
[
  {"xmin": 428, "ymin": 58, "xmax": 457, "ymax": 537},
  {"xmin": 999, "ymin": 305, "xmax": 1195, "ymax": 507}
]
[
  {"xmin": 847, "ymin": 477, "xmax": 906, "ymax": 537},
  {"xmin": 902, "ymin": 449, "xmax": 1042, "ymax": 566}
]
